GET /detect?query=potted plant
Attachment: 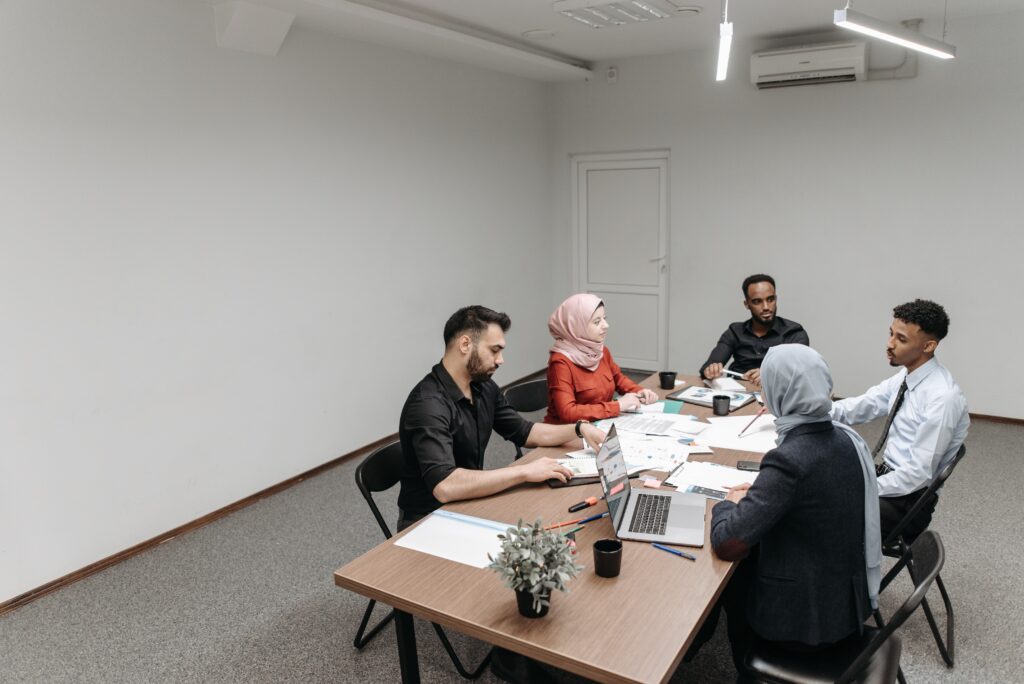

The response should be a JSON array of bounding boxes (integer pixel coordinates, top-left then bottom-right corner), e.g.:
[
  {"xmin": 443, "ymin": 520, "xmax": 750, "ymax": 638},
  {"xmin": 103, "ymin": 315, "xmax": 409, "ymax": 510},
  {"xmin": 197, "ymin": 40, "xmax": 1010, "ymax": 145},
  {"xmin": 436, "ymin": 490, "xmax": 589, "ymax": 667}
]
[{"xmin": 487, "ymin": 519, "xmax": 583, "ymax": 618}]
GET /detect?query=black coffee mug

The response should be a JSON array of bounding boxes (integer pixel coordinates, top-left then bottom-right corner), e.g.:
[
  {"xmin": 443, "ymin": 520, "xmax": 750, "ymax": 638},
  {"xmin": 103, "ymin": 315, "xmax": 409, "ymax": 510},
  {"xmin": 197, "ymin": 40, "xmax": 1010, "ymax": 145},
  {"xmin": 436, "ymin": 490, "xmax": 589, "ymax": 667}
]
[
  {"xmin": 593, "ymin": 538, "xmax": 623, "ymax": 578},
  {"xmin": 659, "ymin": 371, "xmax": 677, "ymax": 390},
  {"xmin": 712, "ymin": 394, "xmax": 731, "ymax": 416}
]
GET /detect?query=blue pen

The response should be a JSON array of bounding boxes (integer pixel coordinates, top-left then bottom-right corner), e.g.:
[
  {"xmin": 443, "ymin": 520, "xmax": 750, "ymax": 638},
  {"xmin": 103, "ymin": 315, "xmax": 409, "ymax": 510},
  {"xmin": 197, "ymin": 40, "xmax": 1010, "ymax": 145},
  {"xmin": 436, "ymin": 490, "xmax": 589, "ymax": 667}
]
[
  {"xmin": 577, "ymin": 511, "xmax": 609, "ymax": 525},
  {"xmin": 651, "ymin": 542, "xmax": 697, "ymax": 561}
]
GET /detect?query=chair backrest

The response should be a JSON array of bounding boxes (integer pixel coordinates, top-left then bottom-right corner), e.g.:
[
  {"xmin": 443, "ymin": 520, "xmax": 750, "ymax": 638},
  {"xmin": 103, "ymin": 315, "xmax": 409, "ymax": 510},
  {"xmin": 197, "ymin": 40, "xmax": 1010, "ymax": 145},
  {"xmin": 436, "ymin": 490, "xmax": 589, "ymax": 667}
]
[
  {"xmin": 354, "ymin": 440, "xmax": 404, "ymax": 540},
  {"xmin": 883, "ymin": 443, "xmax": 966, "ymax": 547},
  {"xmin": 836, "ymin": 531, "xmax": 946, "ymax": 684},
  {"xmin": 503, "ymin": 379, "xmax": 548, "ymax": 413}
]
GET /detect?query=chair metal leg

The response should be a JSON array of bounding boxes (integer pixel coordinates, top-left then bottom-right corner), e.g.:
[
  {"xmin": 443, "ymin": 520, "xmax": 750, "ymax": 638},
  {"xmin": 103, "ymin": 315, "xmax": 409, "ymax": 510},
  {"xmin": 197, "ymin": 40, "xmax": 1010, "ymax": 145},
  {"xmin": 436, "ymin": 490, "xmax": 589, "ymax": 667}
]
[
  {"xmin": 353, "ymin": 598, "xmax": 396, "ymax": 649},
  {"xmin": 431, "ymin": 623, "xmax": 492, "ymax": 680},
  {"xmin": 905, "ymin": 558, "xmax": 954, "ymax": 668}
]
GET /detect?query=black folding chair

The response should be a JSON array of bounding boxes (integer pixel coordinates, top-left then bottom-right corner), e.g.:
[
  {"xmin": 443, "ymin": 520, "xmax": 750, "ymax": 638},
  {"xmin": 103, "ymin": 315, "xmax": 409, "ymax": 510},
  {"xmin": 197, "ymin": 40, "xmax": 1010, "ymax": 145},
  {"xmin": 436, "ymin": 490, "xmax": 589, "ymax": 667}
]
[
  {"xmin": 745, "ymin": 531, "xmax": 946, "ymax": 684},
  {"xmin": 352, "ymin": 441, "xmax": 490, "ymax": 679},
  {"xmin": 502, "ymin": 379, "xmax": 548, "ymax": 460},
  {"xmin": 877, "ymin": 443, "xmax": 966, "ymax": 668}
]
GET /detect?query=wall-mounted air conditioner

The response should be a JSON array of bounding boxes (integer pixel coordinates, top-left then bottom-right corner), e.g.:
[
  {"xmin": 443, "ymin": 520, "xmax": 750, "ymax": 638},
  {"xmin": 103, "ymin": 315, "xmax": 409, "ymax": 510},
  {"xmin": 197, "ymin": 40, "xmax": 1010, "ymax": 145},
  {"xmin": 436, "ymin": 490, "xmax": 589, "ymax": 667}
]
[{"xmin": 750, "ymin": 41, "xmax": 867, "ymax": 89}]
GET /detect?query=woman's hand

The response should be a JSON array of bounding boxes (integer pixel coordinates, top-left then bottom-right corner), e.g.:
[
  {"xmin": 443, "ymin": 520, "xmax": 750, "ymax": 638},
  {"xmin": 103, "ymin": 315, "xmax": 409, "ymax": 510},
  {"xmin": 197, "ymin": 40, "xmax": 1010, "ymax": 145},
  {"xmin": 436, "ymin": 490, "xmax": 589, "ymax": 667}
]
[
  {"xmin": 637, "ymin": 388, "xmax": 659, "ymax": 404},
  {"xmin": 618, "ymin": 394, "xmax": 642, "ymax": 412}
]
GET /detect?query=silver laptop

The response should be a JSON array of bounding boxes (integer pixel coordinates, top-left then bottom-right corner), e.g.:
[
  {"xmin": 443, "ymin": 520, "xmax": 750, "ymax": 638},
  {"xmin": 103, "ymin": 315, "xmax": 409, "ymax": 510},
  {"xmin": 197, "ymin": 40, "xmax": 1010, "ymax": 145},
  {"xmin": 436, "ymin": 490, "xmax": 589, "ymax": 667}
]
[{"xmin": 597, "ymin": 425, "xmax": 706, "ymax": 547}]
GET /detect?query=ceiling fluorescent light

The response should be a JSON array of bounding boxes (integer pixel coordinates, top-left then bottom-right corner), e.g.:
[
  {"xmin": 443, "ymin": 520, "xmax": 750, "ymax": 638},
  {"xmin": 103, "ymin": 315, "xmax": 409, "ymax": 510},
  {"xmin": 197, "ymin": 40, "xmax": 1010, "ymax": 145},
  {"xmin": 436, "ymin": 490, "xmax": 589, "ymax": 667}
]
[
  {"xmin": 716, "ymin": 21, "xmax": 732, "ymax": 81},
  {"xmin": 834, "ymin": 8, "xmax": 956, "ymax": 59}
]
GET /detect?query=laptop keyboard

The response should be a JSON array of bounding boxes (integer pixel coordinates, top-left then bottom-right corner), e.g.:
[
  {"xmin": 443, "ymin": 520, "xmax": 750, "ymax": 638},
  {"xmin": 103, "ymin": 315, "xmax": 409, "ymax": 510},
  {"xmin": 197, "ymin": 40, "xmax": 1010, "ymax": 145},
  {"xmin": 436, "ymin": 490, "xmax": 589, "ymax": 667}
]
[{"xmin": 629, "ymin": 493, "xmax": 670, "ymax": 535}]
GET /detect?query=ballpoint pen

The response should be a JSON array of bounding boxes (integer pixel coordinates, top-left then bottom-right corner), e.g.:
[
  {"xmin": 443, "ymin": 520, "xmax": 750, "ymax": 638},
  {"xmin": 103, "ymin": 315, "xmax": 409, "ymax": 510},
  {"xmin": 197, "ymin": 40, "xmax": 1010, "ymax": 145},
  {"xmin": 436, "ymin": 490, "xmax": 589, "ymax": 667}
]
[
  {"xmin": 738, "ymin": 407, "xmax": 768, "ymax": 437},
  {"xmin": 545, "ymin": 511, "xmax": 608, "ymax": 530},
  {"xmin": 651, "ymin": 543, "xmax": 696, "ymax": 561}
]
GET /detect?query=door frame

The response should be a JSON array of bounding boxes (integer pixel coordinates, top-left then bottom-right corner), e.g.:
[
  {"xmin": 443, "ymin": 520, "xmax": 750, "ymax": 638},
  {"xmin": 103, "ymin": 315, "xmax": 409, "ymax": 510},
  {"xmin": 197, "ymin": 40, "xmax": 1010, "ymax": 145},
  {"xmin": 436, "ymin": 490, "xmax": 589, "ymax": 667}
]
[{"xmin": 571, "ymin": 150, "xmax": 670, "ymax": 370}]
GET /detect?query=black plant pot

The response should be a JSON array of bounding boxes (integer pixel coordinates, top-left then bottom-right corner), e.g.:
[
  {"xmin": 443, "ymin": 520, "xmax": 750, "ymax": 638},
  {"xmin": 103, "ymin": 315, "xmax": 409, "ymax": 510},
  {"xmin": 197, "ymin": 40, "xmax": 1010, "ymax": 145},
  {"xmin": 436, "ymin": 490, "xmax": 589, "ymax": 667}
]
[{"xmin": 515, "ymin": 589, "xmax": 550, "ymax": 618}]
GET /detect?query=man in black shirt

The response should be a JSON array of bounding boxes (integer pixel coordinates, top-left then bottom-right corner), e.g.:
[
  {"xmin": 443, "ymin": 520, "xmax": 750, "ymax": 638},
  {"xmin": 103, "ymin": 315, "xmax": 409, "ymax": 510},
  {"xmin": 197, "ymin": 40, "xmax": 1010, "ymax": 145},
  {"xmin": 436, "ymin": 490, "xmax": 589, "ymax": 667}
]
[
  {"xmin": 699, "ymin": 274, "xmax": 809, "ymax": 387},
  {"xmin": 398, "ymin": 305, "xmax": 606, "ymax": 529}
]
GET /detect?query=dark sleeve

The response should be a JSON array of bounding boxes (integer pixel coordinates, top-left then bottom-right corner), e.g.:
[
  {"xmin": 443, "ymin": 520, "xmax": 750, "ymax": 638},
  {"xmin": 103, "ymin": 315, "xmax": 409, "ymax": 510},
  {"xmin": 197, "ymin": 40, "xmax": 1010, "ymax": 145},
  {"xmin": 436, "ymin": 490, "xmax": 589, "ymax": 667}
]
[
  {"xmin": 710, "ymin": 448, "xmax": 801, "ymax": 561},
  {"xmin": 403, "ymin": 397, "xmax": 459, "ymax": 496},
  {"xmin": 492, "ymin": 385, "xmax": 534, "ymax": 447},
  {"xmin": 699, "ymin": 327, "xmax": 737, "ymax": 379},
  {"xmin": 788, "ymin": 324, "xmax": 810, "ymax": 346}
]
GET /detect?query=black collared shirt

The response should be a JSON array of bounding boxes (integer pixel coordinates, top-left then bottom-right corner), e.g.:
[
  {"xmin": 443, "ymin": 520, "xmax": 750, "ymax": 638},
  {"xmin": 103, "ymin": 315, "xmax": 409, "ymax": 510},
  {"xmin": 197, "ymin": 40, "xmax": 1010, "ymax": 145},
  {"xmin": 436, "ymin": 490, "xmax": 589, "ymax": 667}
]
[
  {"xmin": 700, "ymin": 316, "xmax": 810, "ymax": 378},
  {"xmin": 397, "ymin": 363, "xmax": 534, "ymax": 517}
]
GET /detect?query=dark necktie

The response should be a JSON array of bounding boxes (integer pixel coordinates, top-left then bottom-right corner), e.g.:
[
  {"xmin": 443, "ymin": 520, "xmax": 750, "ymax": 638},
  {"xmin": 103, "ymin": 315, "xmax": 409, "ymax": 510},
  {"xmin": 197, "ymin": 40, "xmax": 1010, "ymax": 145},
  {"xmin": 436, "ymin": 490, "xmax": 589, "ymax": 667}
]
[{"xmin": 872, "ymin": 379, "xmax": 909, "ymax": 460}]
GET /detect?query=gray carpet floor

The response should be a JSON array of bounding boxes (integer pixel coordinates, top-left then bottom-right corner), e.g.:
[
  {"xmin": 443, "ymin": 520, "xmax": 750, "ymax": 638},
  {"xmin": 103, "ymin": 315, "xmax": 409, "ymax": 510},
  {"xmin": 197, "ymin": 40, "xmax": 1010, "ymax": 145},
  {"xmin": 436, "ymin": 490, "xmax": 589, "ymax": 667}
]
[{"xmin": 3, "ymin": 404, "xmax": 1022, "ymax": 683}]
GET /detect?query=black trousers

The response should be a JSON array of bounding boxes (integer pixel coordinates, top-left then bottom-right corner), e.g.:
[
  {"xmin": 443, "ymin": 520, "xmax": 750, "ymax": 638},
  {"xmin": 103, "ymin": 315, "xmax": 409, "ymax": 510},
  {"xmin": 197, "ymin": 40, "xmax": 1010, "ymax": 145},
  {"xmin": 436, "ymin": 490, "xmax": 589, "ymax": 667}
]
[
  {"xmin": 879, "ymin": 489, "xmax": 938, "ymax": 544},
  {"xmin": 396, "ymin": 511, "xmax": 425, "ymax": 533}
]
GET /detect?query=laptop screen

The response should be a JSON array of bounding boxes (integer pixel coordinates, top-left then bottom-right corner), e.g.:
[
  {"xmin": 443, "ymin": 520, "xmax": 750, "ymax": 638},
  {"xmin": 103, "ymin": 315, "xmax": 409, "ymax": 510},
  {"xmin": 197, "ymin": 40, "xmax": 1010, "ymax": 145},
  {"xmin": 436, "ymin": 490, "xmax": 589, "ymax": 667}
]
[{"xmin": 597, "ymin": 425, "xmax": 630, "ymax": 533}]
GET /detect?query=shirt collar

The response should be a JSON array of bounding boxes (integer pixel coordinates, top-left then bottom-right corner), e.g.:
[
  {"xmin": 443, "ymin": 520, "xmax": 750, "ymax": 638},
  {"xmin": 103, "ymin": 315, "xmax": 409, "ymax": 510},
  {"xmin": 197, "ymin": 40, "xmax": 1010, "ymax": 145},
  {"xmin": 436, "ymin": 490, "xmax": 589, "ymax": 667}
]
[
  {"xmin": 905, "ymin": 357, "xmax": 939, "ymax": 391},
  {"xmin": 433, "ymin": 362, "xmax": 471, "ymax": 404},
  {"xmin": 743, "ymin": 316, "xmax": 783, "ymax": 336}
]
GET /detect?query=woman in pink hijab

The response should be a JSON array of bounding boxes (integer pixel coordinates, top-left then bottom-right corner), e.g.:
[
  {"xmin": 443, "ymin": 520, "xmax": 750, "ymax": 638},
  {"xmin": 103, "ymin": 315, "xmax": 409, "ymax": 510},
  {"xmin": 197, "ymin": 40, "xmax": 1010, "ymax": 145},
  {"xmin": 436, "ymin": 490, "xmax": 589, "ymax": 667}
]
[{"xmin": 543, "ymin": 293, "xmax": 658, "ymax": 424}]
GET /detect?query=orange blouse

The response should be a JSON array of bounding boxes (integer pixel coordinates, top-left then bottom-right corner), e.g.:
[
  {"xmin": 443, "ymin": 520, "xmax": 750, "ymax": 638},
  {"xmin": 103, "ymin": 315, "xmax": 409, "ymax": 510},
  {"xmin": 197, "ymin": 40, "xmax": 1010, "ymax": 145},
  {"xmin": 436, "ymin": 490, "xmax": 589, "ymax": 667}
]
[{"xmin": 543, "ymin": 348, "xmax": 644, "ymax": 424}]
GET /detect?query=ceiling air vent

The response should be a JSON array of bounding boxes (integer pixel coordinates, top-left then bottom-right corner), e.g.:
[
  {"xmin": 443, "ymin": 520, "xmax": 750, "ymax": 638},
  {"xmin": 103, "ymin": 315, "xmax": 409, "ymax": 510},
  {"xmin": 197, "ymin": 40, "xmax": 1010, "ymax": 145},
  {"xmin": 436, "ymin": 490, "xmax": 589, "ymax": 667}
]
[{"xmin": 552, "ymin": 0, "xmax": 701, "ymax": 29}]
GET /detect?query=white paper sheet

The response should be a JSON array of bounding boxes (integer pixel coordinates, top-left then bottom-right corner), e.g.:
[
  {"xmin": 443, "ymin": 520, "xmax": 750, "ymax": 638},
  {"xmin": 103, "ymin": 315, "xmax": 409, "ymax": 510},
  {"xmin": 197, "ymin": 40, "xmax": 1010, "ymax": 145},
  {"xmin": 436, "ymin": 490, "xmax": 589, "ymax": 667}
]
[
  {"xmin": 707, "ymin": 377, "xmax": 746, "ymax": 392},
  {"xmin": 394, "ymin": 510, "xmax": 510, "ymax": 568},
  {"xmin": 665, "ymin": 461, "xmax": 759, "ymax": 494},
  {"xmin": 561, "ymin": 431, "xmax": 708, "ymax": 475},
  {"xmin": 596, "ymin": 412, "xmax": 701, "ymax": 436},
  {"xmin": 696, "ymin": 414, "xmax": 778, "ymax": 454}
]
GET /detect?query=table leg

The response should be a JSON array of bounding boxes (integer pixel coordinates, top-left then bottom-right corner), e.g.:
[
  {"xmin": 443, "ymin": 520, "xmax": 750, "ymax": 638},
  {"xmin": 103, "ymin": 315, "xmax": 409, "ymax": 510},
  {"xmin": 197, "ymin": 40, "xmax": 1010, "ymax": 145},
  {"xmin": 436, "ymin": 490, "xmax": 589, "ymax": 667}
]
[{"xmin": 395, "ymin": 609, "xmax": 420, "ymax": 684}]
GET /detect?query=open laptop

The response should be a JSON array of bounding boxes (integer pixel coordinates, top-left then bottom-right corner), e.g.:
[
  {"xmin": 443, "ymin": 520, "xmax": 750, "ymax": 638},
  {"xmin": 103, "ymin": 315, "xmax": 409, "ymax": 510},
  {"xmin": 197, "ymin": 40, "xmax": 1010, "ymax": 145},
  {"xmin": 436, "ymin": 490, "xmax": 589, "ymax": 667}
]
[{"xmin": 597, "ymin": 425, "xmax": 706, "ymax": 547}]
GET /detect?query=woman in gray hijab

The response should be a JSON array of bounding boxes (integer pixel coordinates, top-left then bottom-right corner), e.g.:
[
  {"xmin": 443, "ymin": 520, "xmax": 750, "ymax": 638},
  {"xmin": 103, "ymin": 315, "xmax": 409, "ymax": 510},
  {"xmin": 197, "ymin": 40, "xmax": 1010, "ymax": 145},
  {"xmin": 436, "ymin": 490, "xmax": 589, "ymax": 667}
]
[{"xmin": 706, "ymin": 344, "xmax": 880, "ymax": 677}]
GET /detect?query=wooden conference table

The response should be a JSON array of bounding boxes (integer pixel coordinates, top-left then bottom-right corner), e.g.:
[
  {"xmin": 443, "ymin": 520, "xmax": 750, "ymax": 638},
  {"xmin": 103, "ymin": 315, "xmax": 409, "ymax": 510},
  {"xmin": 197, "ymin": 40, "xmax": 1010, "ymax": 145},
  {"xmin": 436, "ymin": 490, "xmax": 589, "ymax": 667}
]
[{"xmin": 334, "ymin": 373, "xmax": 766, "ymax": 684}]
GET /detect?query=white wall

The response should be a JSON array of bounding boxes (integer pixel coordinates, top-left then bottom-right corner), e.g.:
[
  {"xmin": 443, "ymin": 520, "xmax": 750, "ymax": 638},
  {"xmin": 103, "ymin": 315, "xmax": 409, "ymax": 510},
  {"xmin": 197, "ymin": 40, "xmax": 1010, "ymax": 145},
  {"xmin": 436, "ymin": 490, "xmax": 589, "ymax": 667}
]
[
  {"xmin": 549, "ymin": 11, "xmax": 1024, "ymax": 419},
  {"xmin": 0, "ymin": 0, "xmax": 553, "ymax": 601}
]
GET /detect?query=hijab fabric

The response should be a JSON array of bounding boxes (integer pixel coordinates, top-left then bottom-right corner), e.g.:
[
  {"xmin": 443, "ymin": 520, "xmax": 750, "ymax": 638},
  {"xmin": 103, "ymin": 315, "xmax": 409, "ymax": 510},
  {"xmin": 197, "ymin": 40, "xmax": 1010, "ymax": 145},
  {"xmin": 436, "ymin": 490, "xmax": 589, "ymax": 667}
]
[
  {"xmin": 760, "ymin": 344, "xmax": 882, "ymax": 609},
  {"xmin": 548, "ymin": 293, "xmax": 605, "ymax": 372}
]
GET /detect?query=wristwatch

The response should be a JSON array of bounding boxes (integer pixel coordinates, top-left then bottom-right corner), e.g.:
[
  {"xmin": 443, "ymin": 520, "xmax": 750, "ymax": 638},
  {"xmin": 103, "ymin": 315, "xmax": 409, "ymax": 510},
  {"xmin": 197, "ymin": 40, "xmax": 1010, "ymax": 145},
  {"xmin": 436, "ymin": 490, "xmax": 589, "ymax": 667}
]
[{"xmin": 574, "ymin": 420, "xmax": 588, "ymax": 438}]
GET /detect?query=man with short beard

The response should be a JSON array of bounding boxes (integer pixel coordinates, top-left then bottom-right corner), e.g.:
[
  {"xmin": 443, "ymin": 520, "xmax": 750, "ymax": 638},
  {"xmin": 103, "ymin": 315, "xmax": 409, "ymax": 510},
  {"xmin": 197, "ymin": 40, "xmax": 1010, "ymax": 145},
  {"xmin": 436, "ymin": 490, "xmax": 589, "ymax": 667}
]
[
  {"xmin": 396, "ymin": 305, "xmax": 606, "ymax": 531},
  {"xmin": 831, "ymin": 299, "xmax": 969, "ymax": 541},
  {"xmin": 700, "ymin": 274, "xmax": 809, "ymax": 387}
]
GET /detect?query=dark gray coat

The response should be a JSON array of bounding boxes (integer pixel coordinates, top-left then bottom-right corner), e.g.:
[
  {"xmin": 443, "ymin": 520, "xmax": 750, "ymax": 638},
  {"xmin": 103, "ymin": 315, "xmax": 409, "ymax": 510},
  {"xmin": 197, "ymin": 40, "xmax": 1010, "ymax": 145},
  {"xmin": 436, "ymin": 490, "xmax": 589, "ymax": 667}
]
[{"xmin": 710, "ymin": 421, "xmax": 871, "ymax": 645}]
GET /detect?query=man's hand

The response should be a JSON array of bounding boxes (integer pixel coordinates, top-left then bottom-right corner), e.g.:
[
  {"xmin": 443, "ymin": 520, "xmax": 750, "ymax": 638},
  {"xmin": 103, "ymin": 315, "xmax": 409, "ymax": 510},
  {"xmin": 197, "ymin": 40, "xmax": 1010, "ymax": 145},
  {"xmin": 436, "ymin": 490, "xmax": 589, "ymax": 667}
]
[
  {"xmin": 618, "ymin": 394, "xmax": 642, "ymax": 412},
  {"xmin": 581, "ymin": 423, "xmax": 606, "ymax": 450},
  {"xmin": 704, "ymin": 363, "xmax": 724, "ymax": 380},
  {"xmin": 725, "ymin": 482, "xmax": 752, "ymax": 503},
  {"xmin": 742, "ymin": 368, "xmax": 762, "ymax": 387},
  {"xmin": 637, "ymin": 388, "xmax": 659, "ymax": 404},
  {"xmin": 518, "ymin": 457, "xmax": 574, "ymax": 484}
]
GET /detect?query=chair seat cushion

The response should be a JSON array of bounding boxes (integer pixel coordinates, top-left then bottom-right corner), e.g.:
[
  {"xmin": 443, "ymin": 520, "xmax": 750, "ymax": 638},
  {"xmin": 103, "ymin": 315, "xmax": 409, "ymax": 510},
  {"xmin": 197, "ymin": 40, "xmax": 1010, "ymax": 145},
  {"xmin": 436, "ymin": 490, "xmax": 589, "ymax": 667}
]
[{"xmin": 745, "ymin": 627, "xmax": 901, "ymax": 684}]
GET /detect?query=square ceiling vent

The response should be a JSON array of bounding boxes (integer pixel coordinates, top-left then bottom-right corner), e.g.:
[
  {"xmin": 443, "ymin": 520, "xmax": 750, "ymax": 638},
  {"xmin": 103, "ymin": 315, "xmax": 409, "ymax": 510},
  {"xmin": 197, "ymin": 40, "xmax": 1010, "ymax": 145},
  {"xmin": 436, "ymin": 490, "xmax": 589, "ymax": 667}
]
[{"xmin": 553, "ymin": 0, "xmax": 701, "ymax": 29}]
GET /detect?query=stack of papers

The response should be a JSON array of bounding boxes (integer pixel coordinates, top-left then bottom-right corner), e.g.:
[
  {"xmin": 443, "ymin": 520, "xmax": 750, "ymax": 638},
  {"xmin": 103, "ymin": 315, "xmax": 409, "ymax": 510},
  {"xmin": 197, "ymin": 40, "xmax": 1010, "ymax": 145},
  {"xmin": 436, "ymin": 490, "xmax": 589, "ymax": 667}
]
[
  {"xmin": 561, "ymin": 430, "xmax": 712, "ymax": 476},
  {"xmin": 695, "ymin": 414, "xmax": 778, "ymax": 453},
  {"xmin": 665, "ymin": 461, "xmax": 759, "ymax": 494},
  {"xmin": 596, "ymin": 412, "xmax": 702, "ymax": 437},
  {"xmin": 707, "ymin": 377, "xmax": 746, "ymax": 392}
]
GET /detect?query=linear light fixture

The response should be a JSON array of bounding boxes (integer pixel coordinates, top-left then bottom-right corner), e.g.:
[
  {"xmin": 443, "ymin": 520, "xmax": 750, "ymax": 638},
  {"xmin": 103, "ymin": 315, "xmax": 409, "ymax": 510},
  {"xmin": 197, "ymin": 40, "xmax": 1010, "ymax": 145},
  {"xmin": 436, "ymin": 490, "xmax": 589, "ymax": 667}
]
[
  {"xmin": 716, "ymin": 0, "xmax": 732, "ymax": 81},
  {"xmin": 834, "ymin": 8, "xmax": 956, "ymax": 59},
  {"xmin": 716, "ymin": 21, "xmax": 733, "ymax": 80}
]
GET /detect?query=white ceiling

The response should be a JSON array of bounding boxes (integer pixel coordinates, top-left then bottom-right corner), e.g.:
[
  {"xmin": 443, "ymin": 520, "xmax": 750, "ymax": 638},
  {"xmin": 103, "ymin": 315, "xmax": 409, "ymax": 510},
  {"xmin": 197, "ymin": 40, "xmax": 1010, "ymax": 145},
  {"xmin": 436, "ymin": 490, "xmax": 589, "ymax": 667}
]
[{"xmin": 212, "ymin": 0, "xmax": 1024, "ymax": 80}]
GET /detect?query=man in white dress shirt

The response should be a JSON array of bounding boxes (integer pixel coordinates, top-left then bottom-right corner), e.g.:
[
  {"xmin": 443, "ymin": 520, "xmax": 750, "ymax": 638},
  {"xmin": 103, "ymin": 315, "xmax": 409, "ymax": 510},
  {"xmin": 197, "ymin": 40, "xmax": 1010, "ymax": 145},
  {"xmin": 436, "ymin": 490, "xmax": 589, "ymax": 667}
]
[{"xmin": 831, "ymin": 299, "xmax": 969, "ymax": 541}]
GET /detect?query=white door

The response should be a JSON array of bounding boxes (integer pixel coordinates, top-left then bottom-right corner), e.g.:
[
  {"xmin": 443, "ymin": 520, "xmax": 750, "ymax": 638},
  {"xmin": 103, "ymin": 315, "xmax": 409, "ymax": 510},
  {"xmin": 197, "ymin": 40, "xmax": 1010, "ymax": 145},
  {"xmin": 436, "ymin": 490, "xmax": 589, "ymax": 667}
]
[{"xmin": 573, "ymin": 151, "xmax": 669, "ymax": 371}]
